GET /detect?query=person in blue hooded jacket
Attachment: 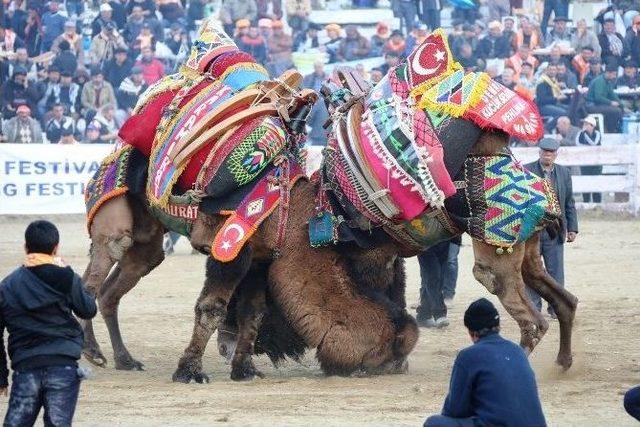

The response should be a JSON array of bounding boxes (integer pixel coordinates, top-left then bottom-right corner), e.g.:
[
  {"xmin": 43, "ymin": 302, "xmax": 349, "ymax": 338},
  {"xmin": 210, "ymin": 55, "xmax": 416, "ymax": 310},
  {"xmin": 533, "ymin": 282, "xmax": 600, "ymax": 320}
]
[
  {"xmin": 0, "ymin": 220, "xmax": 97, "ymax": 427},
  {"xmin": 424, "ymin": 298, "xmax": 547, "ymax": 427}
]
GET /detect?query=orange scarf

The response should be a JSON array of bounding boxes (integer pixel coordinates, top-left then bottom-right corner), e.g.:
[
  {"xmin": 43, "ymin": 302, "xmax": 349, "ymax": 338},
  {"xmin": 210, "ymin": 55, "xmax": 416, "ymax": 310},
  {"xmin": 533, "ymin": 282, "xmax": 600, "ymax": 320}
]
[
  {"xmin": 514, "ymin": 29, "xmax": 539, "ymax": 50},
  {"xmin": 572, "ymin": 54, "xmax": 589, "ymax": 84},
  {"xmin": 24, "ymin": 253, "xmax": 65, "ymax": 267}
]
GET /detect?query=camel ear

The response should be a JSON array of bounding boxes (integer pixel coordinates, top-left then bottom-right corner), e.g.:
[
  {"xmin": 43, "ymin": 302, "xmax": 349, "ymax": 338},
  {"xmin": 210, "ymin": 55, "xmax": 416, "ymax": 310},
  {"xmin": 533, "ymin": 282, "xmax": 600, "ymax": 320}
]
[{"xmin": 405, "ymin": 28, "xmax": 459, "ymax": 93}]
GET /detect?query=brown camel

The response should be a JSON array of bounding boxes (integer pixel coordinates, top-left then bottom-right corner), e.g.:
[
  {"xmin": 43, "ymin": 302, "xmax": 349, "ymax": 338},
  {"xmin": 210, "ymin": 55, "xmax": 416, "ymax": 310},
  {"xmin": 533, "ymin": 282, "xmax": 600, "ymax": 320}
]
[{"xmin": 82, "ymin": 129, "xmax": 578, "ymax": 383}]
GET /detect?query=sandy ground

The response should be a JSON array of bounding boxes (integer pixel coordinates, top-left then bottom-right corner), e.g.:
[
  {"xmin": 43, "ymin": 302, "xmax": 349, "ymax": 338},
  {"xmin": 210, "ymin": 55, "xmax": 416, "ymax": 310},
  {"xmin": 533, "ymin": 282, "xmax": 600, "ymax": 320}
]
[{"xmin": 0, "ymin": 215, "xmax": 639, "ymax": 426}]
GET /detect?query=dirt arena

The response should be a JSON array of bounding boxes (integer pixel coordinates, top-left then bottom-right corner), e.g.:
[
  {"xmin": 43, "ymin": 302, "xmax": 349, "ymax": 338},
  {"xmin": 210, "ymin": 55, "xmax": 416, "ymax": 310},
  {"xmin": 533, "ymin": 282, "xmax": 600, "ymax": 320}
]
[{"xmin": 0, "ymin": 215, "xmax": 638, "ymax": 426}]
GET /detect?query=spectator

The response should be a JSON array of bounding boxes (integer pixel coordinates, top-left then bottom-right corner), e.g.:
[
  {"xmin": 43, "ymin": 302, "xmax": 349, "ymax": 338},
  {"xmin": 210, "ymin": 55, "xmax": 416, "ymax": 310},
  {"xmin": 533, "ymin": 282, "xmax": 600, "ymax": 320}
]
[
  {"xmin": 166, "ymin": 23, "xmax": 189, "ymax": 57},
  {"xmin": 266, "ymin": 20, "xmax": 294, "ymax": 77},
  {"xmin": 41, "ymin": 0, "xmax": 66, "ymax": 52},
  {"xmin": 285, "ymin": 0, "xmax": 311, "ymax": 37},
  {"xmin": 302, "ymin": 60, "xmax": 329, "ymax": 146},
  {"xmin": 126, "ymin": 0, "xmax": 156, "ymax": 18},
  {"xmin": 624, "ymin": 386, "xmax": 640, "ymax": 423},
  {"xmin": 383, "ymin": 29, "xmax": 405, "ymax": 58},
  {"xmin": 81, "ymin": 67, "xmax": 117, "ymax": 120},
  {"xmin": 379, "ymin": 51, "xmax": 400, "ymax": 75},
  {"xmin": 136, "ymin": 22, "xmax": 156, "ymax": 50},
  {"xmin": 571, "ymin": 19, "xmax": 601, "ymax": 58},
  {"xmin": 0, "ymin": 25, "xmax": 25, "ymax": 56},
  {"xmin": 626, "ymin": 14, "xmax": 640, "ymax": 67},
  {"xmin": 556, "ymin": 62, "xmax": 578, "ymax": 89},
  {"xmin": 1, "ymin": 105, "xmax": 43, "ymax": 143},
  {"xmin": 393, "ymin": 0, "xmax": 418, "ymax": 34},
  {"xmin": 0, "ymin": 221, "xmax": 96, "ymax": 427},
  {"xmin": 502, "ymin": 16, "xmax": 516, "ymax": 45},
  {"xmin": 442, "ymin": 237, "xmax": 461, "ymax": 303},
  {"xmin": 258, "ymin": 18, "xmax": 274, "ymax": 40},
  {"xmin": 23, "ymin": 7, "xmax": 43, "ymax": 57},
  {"xmin": 617, "ymin": 60, "xmax": 639, "ymax": 111},
  {"xmin": 518, "ymin": 62, "xmax": 537, "ymax": 92},
  {"xmin": 540, "ymin": 0, "xmax": 569, "ymax": 37},
  {"xmin": 419, "ymin": 0, "xmax": 442, "ymax": 31},
  {"xmin": 323, "ymin": 24, "xmax": 343, "ymax": 63},
  {"xmin": 37, "ymin": 66, "xmax": 62, "ymax": 117},
  {"xmin": 233, "ymin": 19, "xmax": 251, "ymax": 45},
  {"xmin": 337, "ymin": 25, "xmax": 370, "ymax": 61},
  {"xmin": 123, "ymin": 6, "xmax": 147, "ymax": 44},
  {"xmin": 1, "ymin": 67, "xmax": 38, "ymax": 118},
  {"xmin": 369, "ymin": 22, "xmax": 390, "ymax": 57},
  {"xmin": 3, "ymin": 47, "xmax": 38, "ymax": 81},
  {"xmin": 135, "ymin": 45, "xmax": 165, "ymax": 85},
  {"xmin": 451, "ymin": 23, "xmax": 478, "ymax": 58},
  {"xmin": 59, "ymin": 127, "xmax": 80, "ymax": 144},
  {"xmin": 108, "ymin": 0, "xmax": 128, "ymax": 29},
  {"xmin": 457, "ymin": 42, "xmax": 483, "ymax": 72},
  {"xmin": 58, "ymin": 71, "xmax": 81, "ymax": 115},
  {"xmin": 157, "ymin": 0, "xmax": 186, "ymax": 25},
  {"xmin": 583, "ymin": 57, "xmax": 602, "ymax": 87},
  {"xmin": 220, "ymin": 0, "xmax": 257, "ymax": 36},
  {"xmin": 416, "ymin": 241, "xmax": 451, "ymax": 328},
  {"xmin": 294, "ymin": 22, "xmax": 320, "ymax": 53},
  {"xmin": 544, "ymin": 16, "xmax": 572, "ymax": 48},
  {"xmin": 554, "ymin": 116, "xmax": 580, "ymax": 146},
  {"xmin": 536, "ymin": 64, "xmax": 569, "ymax": 128},
  {"xmin": 83, "ymin": 121, "xmax": 109, "ymax": 143},
  {"xmin": 257, "ymin": 0, "xmax": 283, "ymax": 20},
  {"xmin": 93, "ymin": 103, "xmax": 120, "ymax": 143},
  {"xmin": 505, "ymin": 44, "xmax": 538, "ymax": 80},
  {"xmin": 423, "ymin": 298, "xmax": 547, "ymax": 427},
  {"xmin": 6, "ymin": 6, "xmax": 28, "ymax": 41},
  {"xmin": 405, "ymin": 24, "xmax": 428, "ymax": 57},
  {"xmin": 52, "ymin": 20, "xmax": 84, "ymax": 65},
  {"xmin": 500, "ymin": 67, "xmax": 532, "ymax": 99},
  {"xmin": 576, "ymin": 115, "xmax": 602, "ymax": 203},
  {"xmin": 52, "ymin": 40, "xmax": 78, "ymax": 76},
  {"xmin": 117, "ymin": 67, "xmax": 147, "ymax": 114},
  {"xmin": 539, "ymin": 45, "xmax": 568, "ymax": 70},
  {"xmin": 488, "ymin": 0, "xmax": 510, "ymax": 22},
  {"xmin": 572, "ymin": 46, "xmax": 595, "ymax": 85},
  {"xmin": 92, "ymin": 3, "xmax": 116, "ymax": 38},
  {"xmin": 525, "ymin": 138, "xmax": 577, "ymax": 318},
  {"xmin": 89, "ymin": 21, "xmax": 128, "ymax": 66},
  {"xmin": 370, "ymin": 67, "xmax": 384, "ymax": 83},
  {"xmin": 238, "ymin": 26, "xmax": 268, "ymax": 64},
  {"xmin": 513, "ymin": 17, "xmax": 541, "ymax": 50},
  {"xmin": 45, "ymin": 103, "xmax": 75, "ymax": 144},
  {"xmin": 477, "ymin": 21, "xmax": 511, "ymax": 61},
  {"xmin": 599, "ymin": 18, "xmax": 628, "ymax": 67},
  {"xmin": 586, "ymin": 63, "xmax": 624, "ymax": 132},
  {"xmin": 103, "ymin": 47, "xmax": 133, "ymax": 89}
]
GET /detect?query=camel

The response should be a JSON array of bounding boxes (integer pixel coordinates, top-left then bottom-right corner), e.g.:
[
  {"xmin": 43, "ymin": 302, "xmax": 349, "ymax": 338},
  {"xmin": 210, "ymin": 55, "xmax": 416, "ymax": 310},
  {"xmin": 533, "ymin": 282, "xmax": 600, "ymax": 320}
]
[{"xmin": 81, "ymin": 125, "xmax": 578, "ymax": 383}]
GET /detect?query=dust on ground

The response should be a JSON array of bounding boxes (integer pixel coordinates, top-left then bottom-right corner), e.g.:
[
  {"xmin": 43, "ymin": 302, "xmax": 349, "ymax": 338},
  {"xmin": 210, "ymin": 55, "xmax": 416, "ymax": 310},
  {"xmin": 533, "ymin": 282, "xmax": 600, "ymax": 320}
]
[{"xmin": 0, "ymin": 216, "xmax": 638, "ymax": 426}]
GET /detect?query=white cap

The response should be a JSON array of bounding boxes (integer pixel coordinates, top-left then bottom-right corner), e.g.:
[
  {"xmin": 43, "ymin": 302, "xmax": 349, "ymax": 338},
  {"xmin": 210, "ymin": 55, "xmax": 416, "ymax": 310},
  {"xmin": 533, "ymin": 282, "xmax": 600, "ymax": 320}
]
[
  {"xmin": 582, "ymin": 116, "xmax": 597, "ymax": 127},
  {"xmin": 100, "ymin": 3, "xmax": 113, "ymax": 12}
]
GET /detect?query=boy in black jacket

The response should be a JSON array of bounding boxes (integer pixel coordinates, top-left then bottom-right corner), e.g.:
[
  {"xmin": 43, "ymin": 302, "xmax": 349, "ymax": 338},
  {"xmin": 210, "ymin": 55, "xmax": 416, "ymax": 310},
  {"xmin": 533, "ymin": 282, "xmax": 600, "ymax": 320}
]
[{"xmin": 0, "ymin": 220, "xmax": 96, "ymax": 427}]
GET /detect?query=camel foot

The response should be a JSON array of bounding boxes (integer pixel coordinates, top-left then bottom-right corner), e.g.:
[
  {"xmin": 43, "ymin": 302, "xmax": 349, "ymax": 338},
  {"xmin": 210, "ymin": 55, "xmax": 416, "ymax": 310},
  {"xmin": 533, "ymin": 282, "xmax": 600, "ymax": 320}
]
[
  {"xmin": 83, "ymin": 347, "xmax": 108, "ymax": 368},
  {"xmin": 115, "ymin": 354, "xmax": 145, "ymax": 371},
  {"xmin": 217, "ymin": 337, "xmax": 238, "ymax": 364},
  {"xmin": 556, "ymin": 352, "xmax": 573, "ymax": 371},
  {"xmin": 230, "ymin": 361, "xmax": 264, "ymax": 381},
  {"xmin": 172, "ymin": 364, "xmax": 210, "ymax": 384}
]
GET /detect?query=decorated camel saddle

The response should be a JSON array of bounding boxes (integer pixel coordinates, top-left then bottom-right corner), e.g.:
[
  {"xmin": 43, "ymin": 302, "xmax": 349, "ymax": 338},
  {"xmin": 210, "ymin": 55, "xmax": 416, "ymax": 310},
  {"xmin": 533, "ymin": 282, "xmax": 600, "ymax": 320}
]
[
  {"xmin": 86, "ymin": 18, "xmax": 316, "ymax": 261},
  {"xmin": 311, "ymin": 29, "xmax": 557, "ymax": 252}
]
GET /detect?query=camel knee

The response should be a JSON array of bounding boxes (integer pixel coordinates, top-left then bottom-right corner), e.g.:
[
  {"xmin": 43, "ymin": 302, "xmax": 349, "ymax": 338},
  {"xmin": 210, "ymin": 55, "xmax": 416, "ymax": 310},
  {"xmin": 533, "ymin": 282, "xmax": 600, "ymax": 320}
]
[
  {"xmin": 473, "ymin": 262, "xmax": 501, "ymax": 295},
  {"xmin": 393, "ymin": 313, "xmax": 419, "ymax": 358},
  {"xmin": 106, "ymin": 234, "xmax": 134, "ymax": 261}
]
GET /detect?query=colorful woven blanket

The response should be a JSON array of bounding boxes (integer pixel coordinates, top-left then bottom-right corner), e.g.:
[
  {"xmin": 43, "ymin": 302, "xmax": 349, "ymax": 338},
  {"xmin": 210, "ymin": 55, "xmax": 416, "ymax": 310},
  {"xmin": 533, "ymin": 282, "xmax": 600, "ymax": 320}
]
[
  {"xmin": 455, "ymin": 155, "xmax": 560, "ymax": 248},
  {"xmin": 85, "ymin": 145, "xmax": 133, "ymax": 231}
]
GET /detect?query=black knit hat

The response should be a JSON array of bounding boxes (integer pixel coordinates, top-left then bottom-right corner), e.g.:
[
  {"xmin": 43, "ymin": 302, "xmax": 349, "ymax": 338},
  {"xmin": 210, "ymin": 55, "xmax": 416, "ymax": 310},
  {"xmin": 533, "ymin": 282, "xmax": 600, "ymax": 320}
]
[{"xmin": 464, "ymin": 298, "xmax": 500, "ymax": 332}]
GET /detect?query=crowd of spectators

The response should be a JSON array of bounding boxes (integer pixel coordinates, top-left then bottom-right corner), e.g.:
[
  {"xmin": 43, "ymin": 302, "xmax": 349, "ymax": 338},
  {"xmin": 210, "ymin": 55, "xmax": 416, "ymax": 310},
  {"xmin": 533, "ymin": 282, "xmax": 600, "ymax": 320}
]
[{"xmin": 1, "ymin": 0, "xmax": 640, "ymax": 144}]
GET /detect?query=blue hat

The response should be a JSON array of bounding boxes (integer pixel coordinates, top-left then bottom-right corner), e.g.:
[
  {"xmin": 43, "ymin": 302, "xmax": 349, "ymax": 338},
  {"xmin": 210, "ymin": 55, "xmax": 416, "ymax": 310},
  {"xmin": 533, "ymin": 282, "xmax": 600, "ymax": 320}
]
[{"xmin": 538, "ymin": 137, "xmax": 560, "ymax": 151}]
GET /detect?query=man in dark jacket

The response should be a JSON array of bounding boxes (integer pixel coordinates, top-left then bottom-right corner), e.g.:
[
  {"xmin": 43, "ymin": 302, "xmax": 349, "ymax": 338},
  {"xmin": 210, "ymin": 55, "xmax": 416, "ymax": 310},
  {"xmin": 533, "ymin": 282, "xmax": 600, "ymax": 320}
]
[
  {"xmin": 586, "ymin": 63, "xmax": 624, "ymax": 132},
  {"xmin": 0, "ymin": 220, "xmax": 96, "ymax": 426},
  {"xmin": 525, "ymin": 138, "xmax": 578, "ymax": 317},
  {"xmin": 598, "ymin": 18, "xmax": 628, "ymax": 66},
  {"xmin": 477, "ymin": 21, "xmax": 511, "ymax": 61},
  {"xmin": 424, "ymin": 298, "xmax": 547, "ymax": 427},
  {"xmin": 102, "ymin": 47, "xmax": 133, "ymax": 88},
  {"xmin": 626, "ymin": 15, "xmax": 640, "ymax": 67}
]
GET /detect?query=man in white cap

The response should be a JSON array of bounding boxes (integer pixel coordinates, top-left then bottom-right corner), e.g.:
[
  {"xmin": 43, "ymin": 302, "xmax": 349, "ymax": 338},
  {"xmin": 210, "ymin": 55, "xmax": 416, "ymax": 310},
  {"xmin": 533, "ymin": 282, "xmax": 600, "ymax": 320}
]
[
  {"xmin": 41, "ymin": 0, "xmax": 66, "ymax": 52},
  {"xmin": 477, "ymin": 21, "xmax": 510, "ymax": 60},
  {"xmin": 525, "ymin": 138, "xmax": 578, "ymax": 318},
  {"xmin": 92, "ymin": 3, "xmax": 116, "ymax": 38},
  {"xmin": 576, "ymin": 115, "xmax": 602, "ymax": 203}
]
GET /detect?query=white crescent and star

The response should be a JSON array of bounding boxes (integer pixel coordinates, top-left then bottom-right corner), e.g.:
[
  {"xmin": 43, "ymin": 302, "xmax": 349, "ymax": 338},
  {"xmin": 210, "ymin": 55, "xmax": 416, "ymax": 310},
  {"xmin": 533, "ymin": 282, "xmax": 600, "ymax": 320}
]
[
  {"xmin": 411, "ymin": 42, "xmax": 447, "ymax": 76},
  {"xmin": 220, "ymin": 223, "xmax": 246, "ymax": 252}
]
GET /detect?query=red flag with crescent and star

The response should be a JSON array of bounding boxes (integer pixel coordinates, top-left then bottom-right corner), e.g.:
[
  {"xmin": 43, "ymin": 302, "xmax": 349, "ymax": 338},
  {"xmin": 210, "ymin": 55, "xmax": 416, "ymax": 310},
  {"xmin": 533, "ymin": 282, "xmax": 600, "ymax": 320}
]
[{"xmin": 405, "ymin": 28, "xmax": 460, "ymax": 91}]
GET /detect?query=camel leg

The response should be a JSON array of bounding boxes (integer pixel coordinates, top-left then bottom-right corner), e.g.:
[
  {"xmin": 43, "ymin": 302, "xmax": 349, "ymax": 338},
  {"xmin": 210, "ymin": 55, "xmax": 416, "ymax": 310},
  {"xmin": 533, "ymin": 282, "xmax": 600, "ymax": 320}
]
[
  {"xmin": 98, "ymin": 227, "xmax": 165, "ymax": 371},
  {"xmin": 230, "ymin": 263, "xmax": 268, "ymax": 381},
  {"xmin": 522, "ymin": 232, "xmax": 578, "ymax": 370},
  {"xmin": 172, "ymin": 246, "xmax": 253, "ymax": 384},
  {"xmin": 472, "ymin": 240, "xmax": 548, "ymax": 354}
]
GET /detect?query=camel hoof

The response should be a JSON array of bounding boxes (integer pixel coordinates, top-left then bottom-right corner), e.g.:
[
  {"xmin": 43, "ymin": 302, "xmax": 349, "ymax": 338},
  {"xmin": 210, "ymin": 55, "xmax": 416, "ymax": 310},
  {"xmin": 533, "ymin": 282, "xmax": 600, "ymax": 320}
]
[
  {"xmin": 83, "ymin": 348, "xmax": 108, "ymax": 368},
  {"xmin": 556, "ymin": 353, "xmax": 573, "ymax": 371},
  {"xmin": 230, "ymin": 363, "xmax": 264, "ymax": 381},
  {"xmin": 172, "ymin": 367, "xmax": 210, "ymax": 384},
  {"xmin": 115, "ymin": 357, "xmax": 145, "ymax": 371}
]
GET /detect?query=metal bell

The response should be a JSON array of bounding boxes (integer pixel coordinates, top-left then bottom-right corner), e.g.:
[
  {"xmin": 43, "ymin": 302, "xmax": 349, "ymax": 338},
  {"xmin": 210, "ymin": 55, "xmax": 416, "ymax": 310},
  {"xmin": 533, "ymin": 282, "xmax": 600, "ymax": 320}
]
[
  {"xmin": 507, "ymin": 247, "xmax": 514, "ymax": 254},
  {"xmin": 496, "ymin": 247, "xmax": 504, "ymax": 255}
]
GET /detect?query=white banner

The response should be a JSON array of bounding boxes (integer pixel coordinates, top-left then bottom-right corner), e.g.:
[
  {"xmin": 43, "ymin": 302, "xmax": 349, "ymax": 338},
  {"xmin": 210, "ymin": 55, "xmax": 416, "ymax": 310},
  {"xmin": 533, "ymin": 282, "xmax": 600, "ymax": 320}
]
[{"xmin": 0, "ymin": 144, "xmax": 113, "ymax": 215}]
